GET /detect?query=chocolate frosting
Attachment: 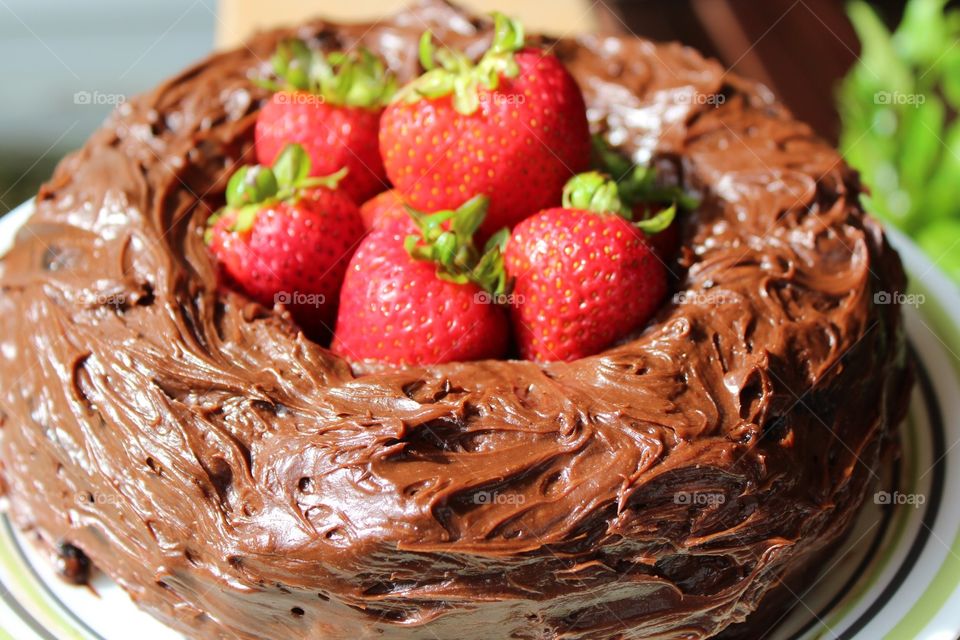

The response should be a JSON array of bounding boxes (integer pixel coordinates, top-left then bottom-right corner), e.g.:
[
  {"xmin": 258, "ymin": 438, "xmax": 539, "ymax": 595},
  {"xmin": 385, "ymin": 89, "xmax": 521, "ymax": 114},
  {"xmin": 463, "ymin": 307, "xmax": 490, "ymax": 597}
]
[{"xmin": 0, "ymin": 2, "xmax": 911, "ymax": 638}]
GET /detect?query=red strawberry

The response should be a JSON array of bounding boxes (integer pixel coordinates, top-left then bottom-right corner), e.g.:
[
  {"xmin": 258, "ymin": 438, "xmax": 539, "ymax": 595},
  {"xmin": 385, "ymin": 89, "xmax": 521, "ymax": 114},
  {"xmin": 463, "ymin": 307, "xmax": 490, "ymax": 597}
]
[
  {"xmin": 504, "ymin": 172, "xmax": 672, "ymax": 362},
  {"xmin": 255, "ymin": 42, "xmax": 396, "ymax": 204},
  {"xmin": 379, "ymin": 13, "xmax": 590, "ymax": 236},
  {"xmin": 207, "ymin": 144, "xmax": 364, "ymax": 336},
  {"xmin": 332, "ymin": 196, "xmax": 510, "ymax": 365},
  {"xmin": 359, "ymin": 188, "xmax": 406, "ymax": 231},
  {"xmin": 592, "ymin": 135, "xmax": 695, "ymax": 262}
]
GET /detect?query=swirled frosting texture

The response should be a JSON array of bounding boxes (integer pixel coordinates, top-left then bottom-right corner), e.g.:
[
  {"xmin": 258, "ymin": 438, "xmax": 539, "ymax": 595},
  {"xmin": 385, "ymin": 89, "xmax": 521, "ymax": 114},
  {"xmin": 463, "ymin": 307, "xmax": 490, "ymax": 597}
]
[{"xmin": 0, "ymin": 2, "xmax": 910, "ymax": 638}]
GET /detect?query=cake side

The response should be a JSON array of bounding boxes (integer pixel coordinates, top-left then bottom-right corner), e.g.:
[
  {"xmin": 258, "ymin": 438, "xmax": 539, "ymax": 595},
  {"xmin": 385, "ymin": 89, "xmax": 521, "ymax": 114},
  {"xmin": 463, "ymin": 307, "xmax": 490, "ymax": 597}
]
[{"xmin": 0, "ymin": 2, "xmax": 910, "ymax": 639}]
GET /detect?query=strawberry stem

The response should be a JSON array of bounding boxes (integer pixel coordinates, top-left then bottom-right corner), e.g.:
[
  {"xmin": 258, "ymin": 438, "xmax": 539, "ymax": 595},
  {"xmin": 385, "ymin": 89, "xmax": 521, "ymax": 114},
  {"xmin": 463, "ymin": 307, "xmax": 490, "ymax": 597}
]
[
  {"xmin": 404, "ymin": 195, "xmax": 512, "ymax": 296},
  {"xmin": 207, "ymin": 144, "xmax": 347, "ymax": 239},
  {"xmin": 562, "ymin": 171, "xmax": 628, "ymax": 216},
  {"xmin": 256, "ymin": 40, "xmax": 396, "ymax": 109},
  {"xmin": 396, "ymin": 12, "xmax": 526, "ymax": 115},
  {"xmin": 591, "ymin": 135, "xmax": 700, "ymax": 211},
  {"xmin": 561, "ymin": 171, "xmax": 677, "ymax": 234}
]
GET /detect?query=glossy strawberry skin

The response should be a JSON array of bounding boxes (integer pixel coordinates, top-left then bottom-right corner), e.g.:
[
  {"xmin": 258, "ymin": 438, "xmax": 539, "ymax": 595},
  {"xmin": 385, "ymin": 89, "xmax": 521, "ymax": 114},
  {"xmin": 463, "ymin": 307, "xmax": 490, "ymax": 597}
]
[
  {"xmin": 208, "ymin": 188, "xmax": 364, "ymax": 334},
  {"xmin": 255, "ymin": 91, "xmax": 387, "ymax": 203},
  {"xmin": 380, "ymin": 50, "xmax": 591, "ymax": 236},
  {"xmin": 359, "ymin": 188, "xmax": 406, "ymax": 231},
  {"xmin": 332, "ymin": 219, "xmax": 509, "ymax": 365},
  {"xmin": 504, "ymin": 208, "xmax": 668, "ymax": 362}
]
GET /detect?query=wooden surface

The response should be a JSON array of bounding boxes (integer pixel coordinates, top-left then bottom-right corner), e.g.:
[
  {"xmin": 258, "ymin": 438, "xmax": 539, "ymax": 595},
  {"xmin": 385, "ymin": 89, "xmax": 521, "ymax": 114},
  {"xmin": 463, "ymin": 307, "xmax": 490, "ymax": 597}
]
[{"xmin": 216, "ymin": 0, "xmax": 599, "ymax": 48}]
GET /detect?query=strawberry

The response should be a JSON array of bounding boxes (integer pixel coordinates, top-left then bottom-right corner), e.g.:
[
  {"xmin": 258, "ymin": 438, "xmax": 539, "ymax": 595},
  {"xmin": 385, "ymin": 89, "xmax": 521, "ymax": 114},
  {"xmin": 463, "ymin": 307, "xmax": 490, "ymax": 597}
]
[
  {"xmin": 504, "ymin": 172, "xmax": 674, "ymax": 362},
  {"xmin": 255, "ymin": 41, "xmax": 396, "ymax": 204},
  {"xmin": 359, "ymin": 188, "xmax": 406, "ymax": 231},
  {"xmin": 332, "ymin": 196, "xmax": 511, "ymax": 365},
  {"xmin": 379, "ymin": 13, "xmax": 591, "ymax": 237},
  {"xmin": 207, "ymin": 144, "xmax": 365, "ymax": 336},
  {"xmin": 592, "ymin": 135, "xmax": 698, "ymax": 262}
]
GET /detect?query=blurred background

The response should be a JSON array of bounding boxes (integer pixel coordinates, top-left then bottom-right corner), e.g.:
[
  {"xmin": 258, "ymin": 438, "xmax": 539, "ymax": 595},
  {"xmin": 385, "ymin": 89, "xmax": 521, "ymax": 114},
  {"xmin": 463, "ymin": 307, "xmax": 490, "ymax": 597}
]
[{"xmin": 1, "ymin": 0, "xmax": 958, "ymax": 281}]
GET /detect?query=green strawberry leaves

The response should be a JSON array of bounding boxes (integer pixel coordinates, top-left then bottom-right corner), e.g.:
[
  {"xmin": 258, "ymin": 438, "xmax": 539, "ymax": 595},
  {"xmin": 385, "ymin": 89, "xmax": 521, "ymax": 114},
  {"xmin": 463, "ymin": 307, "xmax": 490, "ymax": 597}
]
[
  {"xmin": 591, "ymin": 135, "xmax": 700, "ymax": 212},
  {"xmin": 561, "ymin": 170, "xmax": 678, "ymax": 234},
  {"xmin": 207, "ymin": 143, "xmax": 347, "ymax": 240},
  {"xmin": 397, "ymin": 12, "xmax": 525, "ymax": 115},
  {"xmin": 257, "ymin": 40, "xmax": 396, "ymax": 109},
  {"xmin": 634, "ymin": 204, "xmax": 677, "ymax": 234},
  {"xmin": 404, "ymin": 195, "xmax": 512, "ymax": 297},
  {"xmin": 226, "ymin": 165, "xmax": 279, "ymax": 209},
  {"xmin": 272, "ymin": 142, "xmax": 312, "ymax": 187},
  {"xmin": 562, "ymin": 171, "xmax": 628, "ymax": 215}
]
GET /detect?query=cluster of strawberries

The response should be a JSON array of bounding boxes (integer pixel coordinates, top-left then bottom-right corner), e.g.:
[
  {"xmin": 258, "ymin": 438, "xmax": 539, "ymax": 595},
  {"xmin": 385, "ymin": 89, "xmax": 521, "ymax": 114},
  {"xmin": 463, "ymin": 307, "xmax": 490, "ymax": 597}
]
[{"xmin": 207, "ymin": 14, "xmax": 688, "ymax": 365}]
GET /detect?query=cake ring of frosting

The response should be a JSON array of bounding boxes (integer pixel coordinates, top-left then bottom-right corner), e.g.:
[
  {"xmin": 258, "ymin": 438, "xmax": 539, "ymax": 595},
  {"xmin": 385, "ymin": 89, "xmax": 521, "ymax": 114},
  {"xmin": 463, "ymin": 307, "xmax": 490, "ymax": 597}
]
[{"xmin": 0, "ymin": 2, "xmax": 911, "ymax": 638}]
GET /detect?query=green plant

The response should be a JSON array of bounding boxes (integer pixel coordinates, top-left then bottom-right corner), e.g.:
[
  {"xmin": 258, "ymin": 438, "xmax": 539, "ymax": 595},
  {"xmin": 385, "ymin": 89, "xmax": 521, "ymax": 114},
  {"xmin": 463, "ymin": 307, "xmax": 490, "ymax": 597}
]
[{"xmin": 839, "ymin": 0, "xmax": 960, "ymax": 281}]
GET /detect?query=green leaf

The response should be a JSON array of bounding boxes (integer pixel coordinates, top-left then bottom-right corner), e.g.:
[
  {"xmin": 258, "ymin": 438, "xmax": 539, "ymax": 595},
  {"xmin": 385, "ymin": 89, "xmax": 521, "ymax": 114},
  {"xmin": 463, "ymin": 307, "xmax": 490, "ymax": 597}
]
[
  {"xmin": 233, "ymin": 204, "xmax": 263, "ymax": 233},
  {"xmin": 591, "ymin": 135, "xmax": 634, "ymax": 178},
  {"xmin": 941, "ymin": 47, "xmax": 960, "ymax": 109},
  {"xmin": 298, "ymin": 167, "xmax": 349, "ymax": 192},
  {"xmin": 489, "ymin": 12, "xmax": 525, "ymax": 55},
  {"xmin": 435, "ymin": 232, "xmax": 458, "ymax": 264},
  {"xmin": 415, "ymin": 72, "xmax": 457, "ymax": 99},
  {"xmin": 419, "ymin": 31, "xmax": 436, "ymax": 71},
  {"xmin": 894, "ymin": 0, "xmax": 950, "ymax": 66},
  {"xmin": 394, "ymin": 12, "xmax": 526, "ymax": 114},
  {"xmin": 484, "ymin": 227, "xmax": 510, "ymax": 253},
  {"xmin": 451, "ymin": 195, "xmax": 488, "ymax": 237},
  {"xmin": 847, "ymin": 1, "xmax": 912, "ymax": 94},
  {"xmin": 898, "ymin": 95, "xmax": 945, "ymax": 193},
  {"xmin": 919, "ymin": 118, "xmax": 960, "ymax": 225},
  {"xmin": 562, "ymin": 171, "xmax": 627, "ymax": 215},
  {"xmin": 401, "ymin": 195, "xmax": 508, "ymax": 295},
  {"xmin": 916, "ymin": 219, "xmax": 960, "ymax": 280},
  {"xmin": 272, "ymin": 144, "xmax": 312, "ymax": 189},
  {"xmin": 225, "ymin": 165, "xmax": 278, "ymax": 209},
  {"xmin": 634, "ymin": 204, "xmax": 676, "ymax": 234},
  {"xmin": 452, "ymin": 75, "xmax": 481, "ymax": 115},
  {"xmin": 263, "ymin": 40, "xmax": 395, "ymax": 108}
]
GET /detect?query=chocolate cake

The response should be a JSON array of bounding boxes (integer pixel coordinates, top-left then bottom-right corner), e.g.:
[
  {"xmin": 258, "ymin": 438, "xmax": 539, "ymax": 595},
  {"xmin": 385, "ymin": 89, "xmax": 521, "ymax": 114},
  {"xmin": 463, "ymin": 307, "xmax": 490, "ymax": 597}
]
[{"xmin": 0, "ymin": 1, "xmax": 911, "ymax": 638}]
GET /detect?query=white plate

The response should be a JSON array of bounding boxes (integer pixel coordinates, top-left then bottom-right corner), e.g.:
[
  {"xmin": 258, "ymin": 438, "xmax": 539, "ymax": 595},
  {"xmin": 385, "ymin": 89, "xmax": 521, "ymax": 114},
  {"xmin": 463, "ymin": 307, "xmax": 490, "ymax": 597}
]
[{"xmin": 0, "ymin": 200, "xmax": 959, "ymax": 640}]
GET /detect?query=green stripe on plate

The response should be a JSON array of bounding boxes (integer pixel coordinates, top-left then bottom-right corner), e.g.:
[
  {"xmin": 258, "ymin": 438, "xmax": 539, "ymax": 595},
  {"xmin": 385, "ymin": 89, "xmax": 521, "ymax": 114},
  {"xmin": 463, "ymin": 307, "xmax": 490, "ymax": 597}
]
[{"xmin": 883, "ymin": 278, "xmax": 960, "ymax": 639}]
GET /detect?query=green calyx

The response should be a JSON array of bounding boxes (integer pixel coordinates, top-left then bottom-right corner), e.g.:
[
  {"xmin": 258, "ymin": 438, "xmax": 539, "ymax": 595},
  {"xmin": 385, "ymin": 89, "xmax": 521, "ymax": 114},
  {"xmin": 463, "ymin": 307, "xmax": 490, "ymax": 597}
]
[
  {"xmin": 591, "ymin": 135, "xmax": 700, "ymax": 212},
  {"xmin": 256, "ymin": 39, "xmax": 396, "ymax": 109},
  {"xmin": 561, "ymin": 170, "xmax": 677, "ymax": 234},
  {"xmin": 403, "ymin": 195, "xmax": 512, "ymax": 297},
  {"xmin": 396, "ymin": 12, "xmax": 525, "ymax": 115},
  {"xmin": 205, "ymin": 143, "xmax": 346, "ymax": 241}
]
